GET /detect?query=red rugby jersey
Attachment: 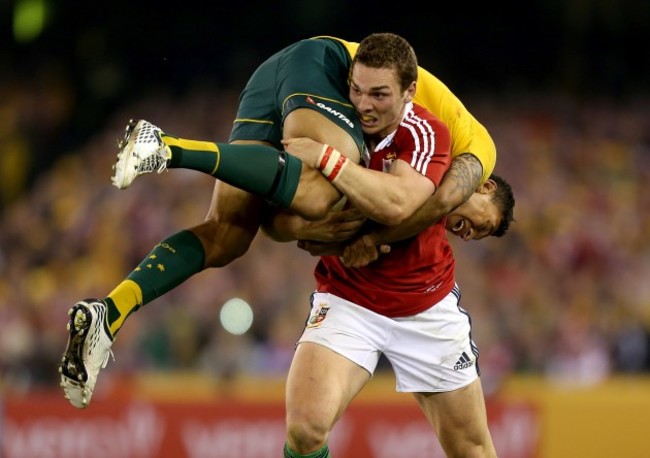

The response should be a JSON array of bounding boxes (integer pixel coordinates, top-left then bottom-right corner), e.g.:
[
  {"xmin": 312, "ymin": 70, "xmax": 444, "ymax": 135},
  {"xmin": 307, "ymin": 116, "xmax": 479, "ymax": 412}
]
[{"xmin": 314, "ymin": 103, "xmax": 456, "ymax": 317}]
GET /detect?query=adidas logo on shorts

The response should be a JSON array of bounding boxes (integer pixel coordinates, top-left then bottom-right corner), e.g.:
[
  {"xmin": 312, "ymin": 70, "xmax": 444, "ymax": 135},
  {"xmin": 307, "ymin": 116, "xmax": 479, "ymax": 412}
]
[{"xmin": 454, "ymin": 351, "xmax": 474, "ymax": 371}]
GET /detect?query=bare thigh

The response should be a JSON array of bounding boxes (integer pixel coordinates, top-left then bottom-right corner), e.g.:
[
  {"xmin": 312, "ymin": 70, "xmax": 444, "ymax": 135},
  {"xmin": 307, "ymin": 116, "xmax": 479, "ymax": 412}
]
[
  {"xmin": 413, "ymin": 378, "xmax": 497, "ymax": 458},
  {"xmin": 283, "ymin": 109, "xmax": 361, "ymax": 219},
  {"xmin": 286, "ymin": 342, "xmax": 370, "ymax": 438},
  {"xmin": 283, "ymin": 108, "xmax": 360, "ymax": 162}
]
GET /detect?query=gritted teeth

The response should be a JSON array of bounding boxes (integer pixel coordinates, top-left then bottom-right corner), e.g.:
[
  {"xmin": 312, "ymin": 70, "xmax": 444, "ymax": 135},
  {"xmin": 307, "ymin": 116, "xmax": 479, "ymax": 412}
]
[{"xmin": 453, "ymin": 219, "xmax": 465, "ymax": 233}]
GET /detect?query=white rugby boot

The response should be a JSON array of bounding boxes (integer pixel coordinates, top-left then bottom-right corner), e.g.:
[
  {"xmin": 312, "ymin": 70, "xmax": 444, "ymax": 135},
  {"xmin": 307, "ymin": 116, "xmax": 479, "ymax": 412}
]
[
  {"xmin": 59, "ymin": 299, "xmax": 114, "ymax": 408},
  {"xmin": 111, "ymin": 119, "xmax": 171, "ymax": 189}
]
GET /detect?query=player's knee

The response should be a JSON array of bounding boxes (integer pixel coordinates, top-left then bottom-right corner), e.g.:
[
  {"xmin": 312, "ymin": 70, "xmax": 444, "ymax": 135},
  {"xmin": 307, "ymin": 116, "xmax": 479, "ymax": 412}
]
[
  {"xmin": 191, "ymin": 220, "xmax": 252, "ymax": 267},
  {"xmin": 443, "ymin": 443, "xmax": 496, "ymax": 458},
  {"xmin": 439, "ymin": 430, "xmax": 496, "ymax": 458},
  {"xmin": 286, "ymin": 417, "xmax": 329, "ymax": 454}
]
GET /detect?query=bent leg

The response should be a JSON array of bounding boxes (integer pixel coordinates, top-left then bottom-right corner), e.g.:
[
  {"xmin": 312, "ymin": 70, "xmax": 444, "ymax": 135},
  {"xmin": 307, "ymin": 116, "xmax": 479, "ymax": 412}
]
[
  {"xmin": 106, "ymin": 157, "xmax": 265, "ymax": 336},
  {"xmin": 193, "ymin": 178, "xmax": 264, "ymax": 267},
  {"xmin": 160, "ymin": 109, "xmax": 361, "ymax": 221},
  {"xmin": 61, "ymin": 143, "xmax": 269, "ymax": 407},
  {"xmin": 285, "ymin": 342, "xmax": 370, "ymax": 455},
  {"xmin": 413, "ymin": 378, "xmax": 497, "ymax": 458}
]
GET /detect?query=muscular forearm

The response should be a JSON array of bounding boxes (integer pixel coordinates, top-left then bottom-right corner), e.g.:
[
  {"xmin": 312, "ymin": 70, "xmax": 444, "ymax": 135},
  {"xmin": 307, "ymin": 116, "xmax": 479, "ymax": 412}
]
[
  {"xmin": 365, "ymin": 153, "xmax": 483, "ymax": 245},
  {"xmin": 434, "ymin": 153, "xmax": 484, "ymax": 214},
  {"xmin": 338, "ymin": 153, "xmax": 484, "ymax": 268},
  {"xmin": 283, "ymin": 138, "xmax": 434, "ymax": 226},
  {"xmin": 261, "ymin": 204, "xmax": 367, "ymax": 243},
  {"xmin": 333, "ymin": 161, "xmax": 431, "ymax": 226}
]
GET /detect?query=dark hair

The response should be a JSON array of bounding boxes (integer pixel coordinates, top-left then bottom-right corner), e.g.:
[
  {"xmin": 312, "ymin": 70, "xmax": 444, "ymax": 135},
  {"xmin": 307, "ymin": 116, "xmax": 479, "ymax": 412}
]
[
  {"xmin": 490, "ymin": 174, "xmax": 515, "ymax": 237},
  {"xmin": 353, "ymin": 33, "xmax": 418, "ymax": 92}
]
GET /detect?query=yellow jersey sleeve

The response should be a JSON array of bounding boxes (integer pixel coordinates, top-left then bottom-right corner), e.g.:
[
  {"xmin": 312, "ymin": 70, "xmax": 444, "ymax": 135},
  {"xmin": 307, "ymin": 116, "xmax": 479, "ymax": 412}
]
[{"xmin": 312, "ymin": 36, "xmax": 496, "ymax": 183}]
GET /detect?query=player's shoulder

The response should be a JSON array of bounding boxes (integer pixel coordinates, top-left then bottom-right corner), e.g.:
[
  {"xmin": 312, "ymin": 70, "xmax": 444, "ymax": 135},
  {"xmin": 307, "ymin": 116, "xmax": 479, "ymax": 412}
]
[
  {"xmin": 410, "ymin": 102, "xmax": 437, "ymax": 118},
  {"xmin": 406, "ymin": 103, "xmax": 448, "ymax": 131}
]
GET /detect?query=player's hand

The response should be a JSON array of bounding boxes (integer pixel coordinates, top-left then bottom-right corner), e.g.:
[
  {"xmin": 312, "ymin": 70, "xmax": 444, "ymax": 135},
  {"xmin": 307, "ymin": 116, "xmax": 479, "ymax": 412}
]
[
  {"xmin": 341, "ymin": 234, "xmax": 391, "ymax": 268},
  {"xmin": 297, "ymin": 240, "xmax": 344, "ymax": 257},
  {"xmin": 294, "ymin": 207, "xmax": 366, "ymax": 242},
  {"xmin": 282, "ymin": 137, "xmax": 323, "ymax": 168}
]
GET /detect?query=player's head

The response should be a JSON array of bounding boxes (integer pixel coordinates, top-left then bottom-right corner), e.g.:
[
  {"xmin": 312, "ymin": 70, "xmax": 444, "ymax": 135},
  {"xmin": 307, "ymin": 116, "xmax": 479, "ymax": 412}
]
[
  {"xmin": 349, "ymin": 33, "xmax": 418, "ymax": 138},
  {"xmin": 445, "ymin": 174, "xmax": 515, "ymax": 241}
]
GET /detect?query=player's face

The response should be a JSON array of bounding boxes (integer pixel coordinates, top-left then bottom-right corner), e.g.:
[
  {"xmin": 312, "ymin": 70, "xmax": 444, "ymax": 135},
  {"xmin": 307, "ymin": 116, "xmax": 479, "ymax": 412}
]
[
  {"xmin": 445, "ymin": 180, "xmax": 502, "ymax": 241},
  {"xmin": 349, "ymin": 63, "xmax": 415, "ymax": 138}
]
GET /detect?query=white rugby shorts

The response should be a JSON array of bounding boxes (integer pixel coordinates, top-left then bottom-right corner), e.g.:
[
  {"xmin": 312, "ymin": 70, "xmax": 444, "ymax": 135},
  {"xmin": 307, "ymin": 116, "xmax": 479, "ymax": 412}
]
[{"xmin": 298, "ymin": 286, "xmax": 480, "ymax": 392}]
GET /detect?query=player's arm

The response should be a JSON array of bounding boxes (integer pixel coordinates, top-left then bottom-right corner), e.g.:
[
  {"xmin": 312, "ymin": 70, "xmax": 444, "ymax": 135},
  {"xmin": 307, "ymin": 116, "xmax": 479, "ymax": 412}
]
[
  {"xmin": 331, "ymin": 158, "xmax": 435, "ymax": 226},
  {"xmin": 267, "ymin": 152, "xmax": 482, "ymax": 263},
  {"xmin": 414, "ymin": 153, "xmax": 483, "ymax": 224},
  {"xmin": 341, "ymin": 154, "xmax": 483, "ymax": 266},
  {"xmin": 261, "ymin": 207, "xmax": 357, "ymax": 256},
  {"xmin": 361, "ymin": 153, "xmax": 481, "ymax": 242},
  {"xmin": 260, "ymin": 205, "xmax": 366, "ymax": 243},
  {"xmin": 283, "ymin": 138, "xmax": 439, "ymax": 226}
]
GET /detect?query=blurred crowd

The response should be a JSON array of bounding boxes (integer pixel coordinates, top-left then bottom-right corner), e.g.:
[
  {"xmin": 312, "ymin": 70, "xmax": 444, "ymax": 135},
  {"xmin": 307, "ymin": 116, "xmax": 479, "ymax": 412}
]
[{"xmin": 1, "ymin": 79, "xmax": 649, "ymax": 397}]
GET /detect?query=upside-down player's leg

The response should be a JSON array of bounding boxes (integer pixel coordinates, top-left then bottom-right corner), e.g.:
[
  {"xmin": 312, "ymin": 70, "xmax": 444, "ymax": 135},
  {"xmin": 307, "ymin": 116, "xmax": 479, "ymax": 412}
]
[
  {"xmin": 60, "ymin": 161, "xmax": 265, "ymax": 408},
  {"xmin": 60, "ymin": 37, "xmax": 365, "ymax": 408},
  {"xmin": 112, "ymin": 119, "xmax": 304, "ymax": 210},
  {"xmin": 112, "ymin": 38, "xmax": 364, "ymax": 222}
]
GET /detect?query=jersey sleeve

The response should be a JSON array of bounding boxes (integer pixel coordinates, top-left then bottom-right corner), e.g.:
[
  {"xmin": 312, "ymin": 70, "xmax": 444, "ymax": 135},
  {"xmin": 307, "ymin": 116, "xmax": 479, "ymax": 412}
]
[{"xmin": 397, "ymin": 105, "xmax": 451, "ymax": 187}]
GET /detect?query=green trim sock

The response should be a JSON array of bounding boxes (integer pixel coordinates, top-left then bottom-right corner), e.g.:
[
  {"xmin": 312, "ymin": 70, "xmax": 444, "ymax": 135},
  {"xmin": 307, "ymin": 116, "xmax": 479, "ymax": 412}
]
[
  {"xmin": 162, "ymin": 134, "xmax": 301, "ymax": 208},
  {"xmin": 126, "ymin": 230, "xmax": 206, "ymax": 304},
  {"xmin": 284, "ymin": 443, "xmax": 331, "ymax": 458}
]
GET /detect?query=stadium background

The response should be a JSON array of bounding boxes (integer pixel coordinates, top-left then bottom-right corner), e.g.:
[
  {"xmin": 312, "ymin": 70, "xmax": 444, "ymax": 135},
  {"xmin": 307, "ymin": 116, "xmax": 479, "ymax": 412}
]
[{"xmin": 1, "ymin": 1, "xmax": 650, "ymax": 457}]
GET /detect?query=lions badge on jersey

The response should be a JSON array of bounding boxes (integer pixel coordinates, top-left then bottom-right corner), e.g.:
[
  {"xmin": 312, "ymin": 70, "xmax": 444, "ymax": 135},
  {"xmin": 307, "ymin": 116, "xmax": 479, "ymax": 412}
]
[
  {"xmin": 382, "ymin": 152, "xmax": 397, "ymax": 173},
  {"xmin": 307, "ymin": 303, "xmax": 330, "ymax": 328}
]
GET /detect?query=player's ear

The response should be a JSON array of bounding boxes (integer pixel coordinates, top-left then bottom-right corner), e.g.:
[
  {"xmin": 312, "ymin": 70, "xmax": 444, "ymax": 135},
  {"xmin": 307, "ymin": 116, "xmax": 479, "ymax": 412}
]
[
  {"xmin": 478, "ymin": 178, "xmax": 497, "ymax": 195},
  {"xmin": 405, "ymin": 81, "xmax": 416, "ymax": 102}
]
